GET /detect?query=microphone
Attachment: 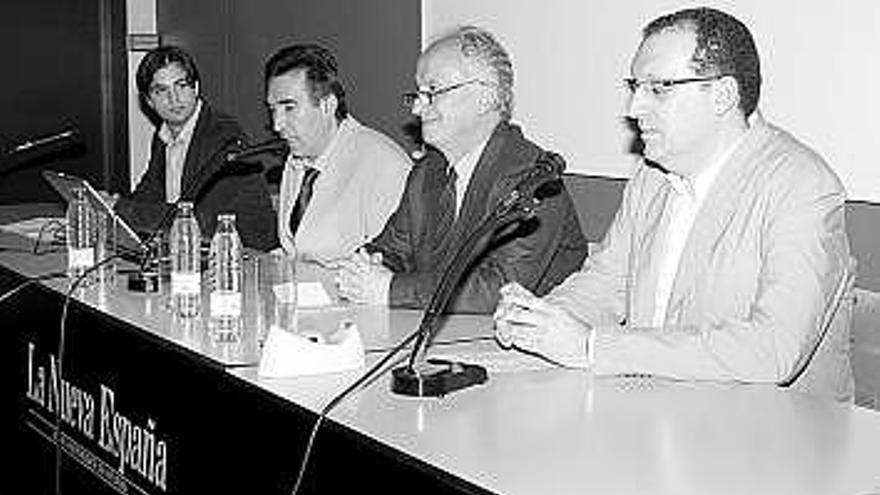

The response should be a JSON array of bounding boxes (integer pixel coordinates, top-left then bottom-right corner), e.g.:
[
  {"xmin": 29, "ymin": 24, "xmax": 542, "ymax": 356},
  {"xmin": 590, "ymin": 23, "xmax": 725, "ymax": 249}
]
[
  {"xmin": 1, "ymin": 128, "xmax": 82, "ymax": 175},
  {"xmin": 225, "ymin": 138, "xmax": 287, "ymax": 162},
  {"xmin": 495, "ymin": 155, "xmax": 563, "ymax": 217},
  {"xmin": 10, "ymin": 129, "xmax": 79, "ymax": 155},
  {"xmin": 391, "ymin": 154, "xmax": 564, "ymax": 397}
]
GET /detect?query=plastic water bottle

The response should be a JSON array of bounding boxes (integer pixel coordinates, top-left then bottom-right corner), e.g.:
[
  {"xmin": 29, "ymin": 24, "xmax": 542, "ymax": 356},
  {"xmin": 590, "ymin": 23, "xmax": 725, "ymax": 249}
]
[
  {"xmin": 66, "ymin": 186, "xmax": 96, "ymax": 284},
  {"xmin": 169, "ymin": 202, "xmax": 201, "ymax": 318},
  {"xmin": 208, "ymin": 213, "xmax": 242, "ymax": 336}
]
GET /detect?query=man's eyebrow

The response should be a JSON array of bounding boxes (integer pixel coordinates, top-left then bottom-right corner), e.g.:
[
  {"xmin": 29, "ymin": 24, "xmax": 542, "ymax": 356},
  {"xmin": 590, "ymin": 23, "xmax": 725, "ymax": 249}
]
[
  {"xmin": 268, "ymin": 97, "xmax": 296, "ymax": 106},
  {"xmin": 150, "ymin": 76, "xmax": 189, "ymax": 89}
]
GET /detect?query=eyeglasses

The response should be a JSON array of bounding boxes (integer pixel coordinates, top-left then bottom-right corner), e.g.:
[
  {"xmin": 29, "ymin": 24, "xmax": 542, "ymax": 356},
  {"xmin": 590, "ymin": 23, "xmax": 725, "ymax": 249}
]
[
  {"xmin": 623, "ymin": 75, "xmax": 729, "ymax": 98},
  {"xmin": 402, "ymin": 79, "xmax": 489, "ymax": 107}
]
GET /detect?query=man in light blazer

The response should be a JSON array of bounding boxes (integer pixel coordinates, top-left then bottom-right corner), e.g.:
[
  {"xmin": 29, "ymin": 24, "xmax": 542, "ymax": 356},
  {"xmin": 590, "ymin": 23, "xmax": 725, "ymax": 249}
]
[
  {"xmin": 494, "ymin": 7, "xmax": 853, "ymax": 401},
  {"xmin": 265, "ymin": 44, "xmax": 411, "ymax": 263}
]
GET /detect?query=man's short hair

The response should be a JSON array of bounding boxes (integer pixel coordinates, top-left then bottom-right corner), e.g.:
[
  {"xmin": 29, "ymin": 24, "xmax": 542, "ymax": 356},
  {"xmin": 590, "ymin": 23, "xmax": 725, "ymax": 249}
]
[
  {"xmin": 427, "ymin": 26, "xmax": 515, "ymax": 122},
  {"xmin": 136, "ymin": 45, "xmax": 201, "ymax": 99},
  {"xmin": 644, "ymin": 7, "xmax": 761, "ymax": 118},
  {"xmin": 264, "ymin": 44, "xmax": 348, "ymax": 121}
]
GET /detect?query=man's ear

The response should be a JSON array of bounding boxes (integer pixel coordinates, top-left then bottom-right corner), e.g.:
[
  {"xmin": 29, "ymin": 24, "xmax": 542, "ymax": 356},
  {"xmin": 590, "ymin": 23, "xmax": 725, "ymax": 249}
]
[
  {"xmin": 320, "ymin": 93, "xmax": 339, "ymax": 117},
  {"xmin": 476, "ymin": 87, "xmax": 498, "ymax": 115},
  {"xmin": 713, "ymin": 75, "xmax": 739, "ymax": 115}
]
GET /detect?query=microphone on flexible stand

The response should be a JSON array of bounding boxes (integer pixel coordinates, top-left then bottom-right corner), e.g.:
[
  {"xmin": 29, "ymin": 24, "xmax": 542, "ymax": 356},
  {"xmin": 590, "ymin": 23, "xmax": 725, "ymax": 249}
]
[
  {"xmin": 391, "ymin": 155, "xmax": 564, "ymax": 397},
  {"xmin": 224, "ymin": 138, "xmax": 288, "ymax": 163},
  {"xmin": 283, "ymin": 157, "xmax": 564, "ymax": 493},
  {"xmin": 127, "ymin": 136, "xmax": 249, "ymax": 292},
  {"xmin": 1, "ymin": 128, "xmax": 82, "ymax": 175},
  {"xmin": 10, "ymin": 129, "xmax": 79, "ymax": 154}
]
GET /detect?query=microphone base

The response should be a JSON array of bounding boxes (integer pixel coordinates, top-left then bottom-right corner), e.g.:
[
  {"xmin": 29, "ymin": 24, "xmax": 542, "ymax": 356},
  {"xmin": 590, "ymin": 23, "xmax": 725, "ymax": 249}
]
[
  {"xmin": 126, "ymin": 270, "xmax": 160, "ymax": 293},
  {"xmin": 391, "ymin": 359, "xmax": 488, "ymax": 397}
]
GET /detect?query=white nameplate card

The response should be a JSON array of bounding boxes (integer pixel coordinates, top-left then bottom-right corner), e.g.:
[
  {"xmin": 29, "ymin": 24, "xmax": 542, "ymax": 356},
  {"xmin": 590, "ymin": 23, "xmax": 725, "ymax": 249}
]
[{"xmin": 258, "ymin": 323, "xmax": 365, "ymax": 377}]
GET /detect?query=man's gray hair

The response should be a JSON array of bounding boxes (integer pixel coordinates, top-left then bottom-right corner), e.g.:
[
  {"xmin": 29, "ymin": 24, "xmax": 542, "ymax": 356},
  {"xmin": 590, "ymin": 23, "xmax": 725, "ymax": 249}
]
[{"xmin": 429, "ymin": 25, "xmax": 514, "ymax": 121}]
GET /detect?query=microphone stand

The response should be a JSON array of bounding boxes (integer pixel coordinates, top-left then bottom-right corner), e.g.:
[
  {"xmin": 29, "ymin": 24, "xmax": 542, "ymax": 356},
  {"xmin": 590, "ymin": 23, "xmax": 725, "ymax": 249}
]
[
  {"xmin": 392, "ymin": 162, "xmax": 563, "ymax": 397},
  {"xmin": 285, "ymin": 164, "xmax": 562, "ymax": 493},
  {"xmin": 127, "ymin": 136, "xmax": 245, "ymax": 292}
]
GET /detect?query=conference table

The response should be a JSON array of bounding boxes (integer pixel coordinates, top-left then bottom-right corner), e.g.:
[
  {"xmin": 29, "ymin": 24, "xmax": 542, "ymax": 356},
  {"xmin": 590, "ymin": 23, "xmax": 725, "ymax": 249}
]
[{"xmin": 2, "ymin": 204, "xmax": 880, "ymax": 495}]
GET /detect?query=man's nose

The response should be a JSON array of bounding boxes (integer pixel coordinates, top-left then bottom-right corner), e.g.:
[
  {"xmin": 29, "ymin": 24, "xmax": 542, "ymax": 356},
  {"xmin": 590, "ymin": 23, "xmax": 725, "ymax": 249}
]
[
  {"xmin": 271, "ymin": 110, "xmax": 285, "ymax": 134},
  {"xmin": 169, "ymin": 86, "xmax": 184, "ymax": 105},
  {"xmin": 410, "ymin": 96, "xmax": 428, "ymax": 117},
  {"xmin": 626, "ymin": 87, "xmax": 652, "ymax": 119}
]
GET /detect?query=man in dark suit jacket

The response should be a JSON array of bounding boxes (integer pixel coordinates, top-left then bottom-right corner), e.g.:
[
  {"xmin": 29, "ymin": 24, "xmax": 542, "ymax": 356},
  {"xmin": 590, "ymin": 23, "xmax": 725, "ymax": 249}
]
[
  {"xmin": 115, "ymin": 46, "xmax": 277, "ymax": 251},
  {"xmin": 336, "ymin": 26, "xmax": 587, "ymax": 314}
]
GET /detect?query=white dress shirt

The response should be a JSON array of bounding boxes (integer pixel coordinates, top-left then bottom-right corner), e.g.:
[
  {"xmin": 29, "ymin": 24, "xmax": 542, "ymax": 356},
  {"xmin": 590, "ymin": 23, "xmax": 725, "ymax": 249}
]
[
  {"xmin": 651, "ymin": 139, "xmax": 744, "ymax": 327},
  {"xmin": 450, "ymin": 135, "xmax": 490, "ymax": 217},
  {"xmin": 158, "ymin": 100, "xmax": 202, "ymax": 202}
]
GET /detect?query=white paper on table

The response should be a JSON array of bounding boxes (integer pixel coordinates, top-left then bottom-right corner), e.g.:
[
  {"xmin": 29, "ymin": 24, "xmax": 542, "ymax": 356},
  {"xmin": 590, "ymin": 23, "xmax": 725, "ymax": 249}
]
[{"xmin": 258, "ymin": 323, "xmax": 365, "ymax": 377}]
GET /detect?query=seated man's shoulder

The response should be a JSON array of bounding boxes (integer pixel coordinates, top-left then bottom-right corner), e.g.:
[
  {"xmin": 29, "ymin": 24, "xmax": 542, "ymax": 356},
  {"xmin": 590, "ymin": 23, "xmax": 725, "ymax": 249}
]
[
  {"xmin": 759, "ymin": 123, "xmax": 843, "ymax": 193},
  {"xmin": 201, "ymin": 105, "xmax": 245, "ymax": 139},
  {"xmin": 500, "ymin": 123, "xmax": 570, "ymax": 178},
  {"xmin": 347, "ymin": 119, "xmax": 412, "ymax": 166}
]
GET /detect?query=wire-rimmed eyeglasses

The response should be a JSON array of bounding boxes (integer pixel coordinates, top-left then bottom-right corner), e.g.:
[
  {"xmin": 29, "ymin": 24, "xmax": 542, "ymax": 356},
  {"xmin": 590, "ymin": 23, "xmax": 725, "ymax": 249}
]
[{"xmin": 402, "ymin": 79, "xmax": 491, "ymax": 107}]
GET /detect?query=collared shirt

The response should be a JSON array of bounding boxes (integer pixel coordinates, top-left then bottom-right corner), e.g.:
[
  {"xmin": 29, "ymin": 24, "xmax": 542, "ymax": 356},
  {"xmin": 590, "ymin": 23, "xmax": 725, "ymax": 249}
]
[
  {"xmin": 158, "ymin": 99, "xmax": 203, "ymax": 202},
  {"xmin": 281, "ymin": 122, "xmax": 332, "ymax": 220},
  {"xmin": 650, "ymin": 137, "xmax": 745, "ymax": 327},
  {"xmin": 451, "ymin": 135, "xmax": 490, "ymax": 217}
]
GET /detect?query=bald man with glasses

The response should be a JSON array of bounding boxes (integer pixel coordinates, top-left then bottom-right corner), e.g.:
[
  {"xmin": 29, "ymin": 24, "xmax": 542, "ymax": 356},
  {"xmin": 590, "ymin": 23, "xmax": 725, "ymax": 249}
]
[
  {"xmin": 335, "ymin": 25, "xmax": 588, "ymax": 314},
  {"xmin": 494, "ymin": 8, "xmax": 853, "ymax": 401}
]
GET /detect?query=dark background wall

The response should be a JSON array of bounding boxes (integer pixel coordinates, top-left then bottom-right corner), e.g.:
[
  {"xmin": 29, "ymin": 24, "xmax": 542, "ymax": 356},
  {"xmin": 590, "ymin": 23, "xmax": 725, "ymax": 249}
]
[
  {"xmin": 0, "ymin": 0, "xmax": 128, "ymax": 204},
  {"xmin": 157, "ymin": 0, "xmax": 421, "ymax": 159}
]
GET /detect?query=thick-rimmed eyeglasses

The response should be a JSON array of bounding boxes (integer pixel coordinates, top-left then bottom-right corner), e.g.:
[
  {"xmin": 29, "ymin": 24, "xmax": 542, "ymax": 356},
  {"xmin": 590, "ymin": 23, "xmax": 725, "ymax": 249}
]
[
  {"xmin": 623, "ymin": 75, "xmax": 729, "ymax": 98},
  {"xmin": 402, "ymin": 79, "xmax": 489, "ymax": 107}
]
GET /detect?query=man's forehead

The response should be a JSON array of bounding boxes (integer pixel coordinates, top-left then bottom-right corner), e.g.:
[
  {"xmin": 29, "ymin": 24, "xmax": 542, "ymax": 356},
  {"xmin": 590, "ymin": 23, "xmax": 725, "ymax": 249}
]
[
  {"xmin": 151, "ymin": 63, "xmax": 188, "ymax": 87},
  {"xmin": 631, "ymin": 29, "xmax": 698, "ymax": 77},
  {"xmin": 417, "ymin": 42, "xmax": 469, "ymax": 83},
  {"xmin": 266, "ymin": 70, "xmax": 309, "ymax": 102}
]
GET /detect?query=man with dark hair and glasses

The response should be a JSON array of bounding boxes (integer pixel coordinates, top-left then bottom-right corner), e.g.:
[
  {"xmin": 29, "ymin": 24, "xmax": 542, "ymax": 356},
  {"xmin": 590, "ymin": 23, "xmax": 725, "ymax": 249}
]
[
  {"xmin": 264, "ymin": 43, "xmax": 411, "ymax": 263},
  {"xmin": 336, "ymin": 25, "xmax": 588, "ymax": 314},
  {"xmin": 495, "ymin": 8, "xmax": 853, "ymax": 401},
  {"xmin": 114, "ymin": 45, "xmax": 277, "ymax": 250}
]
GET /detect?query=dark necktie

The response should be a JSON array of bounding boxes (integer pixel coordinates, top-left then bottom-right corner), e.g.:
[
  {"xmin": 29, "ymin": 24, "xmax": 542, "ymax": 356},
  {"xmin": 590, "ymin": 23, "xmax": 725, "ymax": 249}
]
[
  {"xmin": 437, "ymin": 166, "xmax": 458, "ymax": 236},
  {"xmin": 289, "ymin": 166, "xmax": 320, "ymax": 236}
]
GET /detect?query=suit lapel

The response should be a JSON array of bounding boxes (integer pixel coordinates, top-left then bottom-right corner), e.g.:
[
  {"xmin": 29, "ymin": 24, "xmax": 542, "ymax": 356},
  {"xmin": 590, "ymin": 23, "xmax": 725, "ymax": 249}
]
[
  {"xmin": 666, "ymin": 122, "xmax": 773, "ymax": 322},
  {"xmin": 441, "ymin": 123, "xmax": 538, "ymax": 257},
  {"xmin": 149, "ymin": 134, "xmax": 168, "ymax": 201},
  {"xmin": 629, "ymin": 176, "xmax": 674, "ymax": 326},
  {"xmin": 180, "ymin": 106, "xmax": 216, "ymax": 199}
]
